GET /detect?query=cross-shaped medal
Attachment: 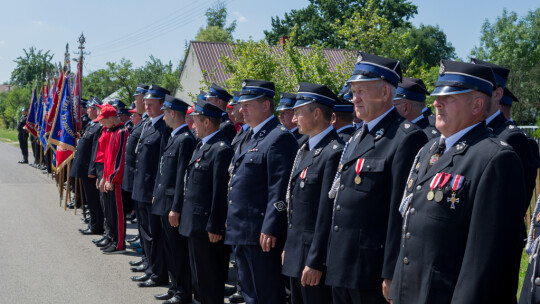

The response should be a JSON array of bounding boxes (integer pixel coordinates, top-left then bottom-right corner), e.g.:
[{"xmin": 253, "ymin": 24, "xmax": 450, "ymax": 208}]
[{"xmin": 447, "ymin": 192, "xmax": 460, "ymax": 209}]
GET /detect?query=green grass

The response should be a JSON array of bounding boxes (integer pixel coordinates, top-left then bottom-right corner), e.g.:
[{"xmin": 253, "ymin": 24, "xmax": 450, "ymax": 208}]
[{"xmin": 0, "ymin": 127, "xmax": 19, "ymax": 144}]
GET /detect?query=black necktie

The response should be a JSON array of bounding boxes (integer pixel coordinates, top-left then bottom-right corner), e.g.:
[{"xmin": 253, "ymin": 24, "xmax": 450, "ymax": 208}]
[
  {"xmin": 300, "ymin": 143, "xmax": 310, "ymax": 162},
  {"xmin": 429, "ymin": 138, "xmax": 446, "ymax": 167},
  {"xmin": 195, "ymin": 141, "xmax": 203, "ymax": 153},
  {"xmin": 359, "ymin": 123, "xmax": 369, "ymax": 142},
  {"xmin": 240, "ymin": 129, "xmax": 253, "ymax": 152}
]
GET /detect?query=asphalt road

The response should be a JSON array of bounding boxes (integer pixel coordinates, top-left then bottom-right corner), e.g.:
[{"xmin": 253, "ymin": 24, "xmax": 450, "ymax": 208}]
[{"xmin": 0, "ymin": 142, "xmax": 225, "ymax": 304}]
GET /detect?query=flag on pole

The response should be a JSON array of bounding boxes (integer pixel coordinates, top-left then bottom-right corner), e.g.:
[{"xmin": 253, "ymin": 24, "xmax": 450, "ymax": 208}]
[
  {"xmin": 73, "ymin": 61, "xmax": 82, "ymax": 132},
  {"xmin": 25, "ymin": 88, "xmax": 38, "ymax": 137},
  {"xmin": 48, "ymin": 75, "xmax": 76, "ymax": 169},
  {"xmin": 39, "ymin": 81, "xmax": 50, "ymax": 146},
  {"xmin": 35, "ymin": 88, "xmax": 46, "ymax": 146},
  {"xmin": 46, "ymin": 70, "xmax": 64, "ymax": 134}
]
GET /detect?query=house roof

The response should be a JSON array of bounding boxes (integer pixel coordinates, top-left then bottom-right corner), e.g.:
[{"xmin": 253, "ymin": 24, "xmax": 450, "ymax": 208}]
[{"xmin": 183, "ymin": 41, "xmax": 356, "ymax": 85}]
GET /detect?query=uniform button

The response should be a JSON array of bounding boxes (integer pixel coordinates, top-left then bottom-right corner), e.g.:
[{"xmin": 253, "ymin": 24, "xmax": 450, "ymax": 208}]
[
  {"xmin": 229, "ymin": 187, "xmax": 232, "ymax": 191},
  {"xmin": 136, "ymin": 160, "xmax": 139, "ymax": 163},
  {"xmin": 291, "ymin": 182, "xmax": 295, "ymax": 187},
  {"xmin": 366, "ymin": 165, "xmax": 371, "ymax": 170},
  {"xmin": 204, "ymin": 212, "xmax": 208, "ymax": 215},
  {"xmin": 158, "ymin": 184, "xmax": 161, "ymax": 187},
  {"xmin": 289, "ymin": 224, "xmax": 293, "ymax": 229},
  {"xmin": 229, "ymin": 200, "xmax": 232, "ymax": 205},
  {"xmin": 291, "ymin": 195, "xmax": 294, "ymax": 200},
  {"xmin": 535, "ymin": 277, "xmax": 540, "ymax": 286},
  {"xmin": 334, "ymin": 225, "xmax": 339, "ymax": 232},
  {"xmin": 410, "ymin": 208, "xmax": 416, "ymax": 215},
  {"xmin": 343, "ymin": 165, "xmax": 348, "ymax": 170},
  {"xmin": 405, "ymin": 232, "xmax": 411, "ymax": 239},
  {"xmin": 403, "ymin": 257, "xmax": 409, "ymax": 265},
  {"xmin": 235, "ymin": 162, "xmax": 240, "ymax": 166},
  {"xmin": 336, "ymin": 205, "xmax": 341, "ymax": 211},
  {"xmin": 135, "ymin": 169, "xmax": 138, "ymax": 172},
  {"xmin": 290, "ymin": 210, "xmax": 293, "ymax": 214},
  {"xmin": 260, "ymin": 213, "xmax": 264, "ymax": 216},
  {"xmin": 416, "ymin": 185, "xmax": 421, "ymax": 191},
  {"xmin": 250, "ymin": 158, "xmax": 253, "ymax": 162},
  {"xmin": 340, "ymin": 184, "xmax": 345, "ymax": 191}
]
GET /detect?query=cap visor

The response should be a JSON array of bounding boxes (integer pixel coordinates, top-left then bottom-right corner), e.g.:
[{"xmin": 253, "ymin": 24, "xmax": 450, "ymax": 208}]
[
  {"xmin": 292, "ymin": 100, "xmax": 314, "ymax": 109},
  {"xmin": 238, "ymin": 95, "xmax": 264, "ymax": 102},
  {"xmin": 276, "ymin": 105, "xmax": 293, "ymax": 111},
  {"xmin": 431, "ymin": 86, "xmax": 473, "ymax": 96},
  {"xmin": 347, "ymin": 74, "xmax": 380, "ymax": 84}
]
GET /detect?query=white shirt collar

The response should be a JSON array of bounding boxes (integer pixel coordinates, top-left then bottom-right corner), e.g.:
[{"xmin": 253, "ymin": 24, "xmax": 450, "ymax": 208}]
[
  {"xmin": 486, "ymin": 110, "xmax": 501, "ymax": 125},
  {"xmin": 202, "ymin": 129, "xmax": 220, "ymax": 144},
  {"xmin": 242, "ymin": 123, "xmax": 250, "ymax": 131},
  {"xmin": 336, "ymin": 125, "xmax": 354, "ymax": 133},
  {"xmin": 290, "ymin": 126, "xmax": 299, "ymax": 133},
  {"xmin": 441, "ymin": 122, "xmax": 481, "ymax": 153},
  {"xmin": 252, "ymin": 115, "xmax": 274, "ymax": 136},
  {"xmin": 142, "ymin": 112, "xmax": 148, "ymax": 118},
  {"xmin": 365, "ymin": 107, "xmax": 394, "ymax": 132},
  {"xmin": 151, "ymin": 114, "xmax": 164, "ymax": 126},
  {"xmin": 411, "ymin": 114, "xmax": 424, "ymax": 124},
  {"xmin": 171, "ymin": 124, "xmax": 188, "ymax": 136},
  {"xmin": 308, "ymin": 125, "xmax": 334, "ymax": 151}
]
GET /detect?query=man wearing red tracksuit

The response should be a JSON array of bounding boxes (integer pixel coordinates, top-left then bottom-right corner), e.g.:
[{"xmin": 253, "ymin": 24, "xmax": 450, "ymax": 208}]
[{"xmin": 95, "ymin": 105, "xmax": 130, "ymax": 254}]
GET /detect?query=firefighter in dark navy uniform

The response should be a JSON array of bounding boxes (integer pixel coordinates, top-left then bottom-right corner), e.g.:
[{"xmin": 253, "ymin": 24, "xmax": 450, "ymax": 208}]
[
  {"xmin": 17, "ymin": 107, "xmax": 29, "ymax": 164},
  {"xmin": 390, "ymin": 60, "xmax": 525, "ymax": 304},
  {"xmin": 277, "ymin": 92, "xmax": 308, "ymax": 146},
  {"xmin": 282, "ymin": 82, "xmax": 344, "ymax": 304}
]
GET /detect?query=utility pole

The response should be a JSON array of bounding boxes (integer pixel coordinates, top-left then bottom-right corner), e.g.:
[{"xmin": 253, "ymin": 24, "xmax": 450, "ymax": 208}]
[{"xmin": 73, "ymin": 33, "xmax": 90, "ymax": 94}]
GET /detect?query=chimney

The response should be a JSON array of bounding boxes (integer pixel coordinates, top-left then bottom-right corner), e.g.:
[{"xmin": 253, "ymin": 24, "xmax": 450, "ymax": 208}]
[{"xmin": 279, "ymin": 36, "xmax": 290, "ymax": 46}]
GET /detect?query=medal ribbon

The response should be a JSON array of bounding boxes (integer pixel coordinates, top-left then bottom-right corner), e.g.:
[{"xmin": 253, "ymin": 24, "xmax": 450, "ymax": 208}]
[
  {"xmin": 355, "ymin": 158, "xmax": 365, "ymax": 176},
  {"xmin": 300, "ymin": 167, "xmax": 308, "ymax": 180},
  {"xmin": 438, "ymin": 172, "xmax": 452, "ymax": 189},
  {"xmin": 451, "ymin": 174, "xmax": 464, "ymax": 191},
  {"xmin": 429, "ymin": 173, "xmax": 443, "ymax": 192}
]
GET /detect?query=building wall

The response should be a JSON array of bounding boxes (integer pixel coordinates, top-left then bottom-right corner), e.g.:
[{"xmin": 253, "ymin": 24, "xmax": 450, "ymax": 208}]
[{"xmin": 175, "ymin": 47, "xmax": 204, "ymax": 105}]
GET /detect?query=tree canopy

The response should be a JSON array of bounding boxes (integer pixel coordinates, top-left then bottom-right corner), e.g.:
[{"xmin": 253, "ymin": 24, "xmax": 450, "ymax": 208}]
[
  {"xmin": 195, "ymin": 0, "xmax": 237, "ymax": 43},
  {"xmin": 10, "ymin": 47, "xmax": 54, "ymax": 87}
]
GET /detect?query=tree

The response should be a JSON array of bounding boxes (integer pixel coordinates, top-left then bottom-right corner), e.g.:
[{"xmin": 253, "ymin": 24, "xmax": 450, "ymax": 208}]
[
  {"xmin": 471, "ymin": 8, "xmax": 540, "ymax": 124},
  {"xmin": 10, "ymin": 47, "xmax": 54, "ymax": 87},
  {"xmin": 195, "ymin": 1, "xmax": 237, "ymax": 43},
  {"xmin": 0, "ymin": 86, "xmax": 32, "ymax": 128},
  {"xmin": 264, "ymin": 0, "xmax": 418, "ymax": 48}
]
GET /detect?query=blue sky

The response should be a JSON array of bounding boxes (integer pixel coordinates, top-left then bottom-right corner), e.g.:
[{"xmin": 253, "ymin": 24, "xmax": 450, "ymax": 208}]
[{"xmin": 0, "ymin": 0, "xmax": 537, "ymax": 83}]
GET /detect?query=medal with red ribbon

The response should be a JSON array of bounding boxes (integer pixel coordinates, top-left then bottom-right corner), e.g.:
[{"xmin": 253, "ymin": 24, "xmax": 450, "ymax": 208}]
[
  {"xmin": 427, "ymin": 173, "xmax": 443, "ymax": 201},
  {"xmin": 300, "ymin": 167, "xmax": 308, "ymax": 188},
  {"xmin": 354, "ymin": 158, "xmax": 365, "ymax": 184},
  {"xmin": 447, "ymin": 174, "xmax": 464, "ymax": 209},
  {"xmin": 434, "ymin": 172, "xmax": 452, "ymax": 202}
]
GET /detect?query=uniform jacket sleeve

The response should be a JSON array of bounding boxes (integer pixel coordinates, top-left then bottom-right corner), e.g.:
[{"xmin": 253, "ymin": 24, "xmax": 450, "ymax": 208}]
[
  {"xmin": 261, "ymin": 133, "xmax": 298, "ymax": 238},
  {"xmin": 382, "ymin": 129, "xmax": 428, "ymax": 279},
  {"xmin": 108, "ymin": 127, "xmax": 129, "ymax": 184},
  {"xmin": 207, "ymin": 145, "xmax": 234, "ymax": 235},
  {"xmin": 171, "ymin": 136, "xmax": 196, "ymax": 213},
  {"xmin": 88, "ymin": 126, "xmax": 103, "ymax": 176}
]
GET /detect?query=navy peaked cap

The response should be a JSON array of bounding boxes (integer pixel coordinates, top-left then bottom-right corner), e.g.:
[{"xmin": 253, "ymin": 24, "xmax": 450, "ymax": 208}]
[
  {"xmin": 294, "ymin": 82, "xmax": 337, "ymax": 109},
  {"xmin": 348, "ymin": 52, "xmax": 402, "ymax": 87},
  {"xmin": 431, "ymin": 60, "xmax": 496, "ymax": 97}
]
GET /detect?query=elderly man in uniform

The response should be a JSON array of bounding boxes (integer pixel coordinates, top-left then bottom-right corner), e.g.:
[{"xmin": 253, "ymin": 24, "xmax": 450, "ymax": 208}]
[
  {"xmin": 282, "ymin": 82, "xmax": 344, "ymax": 304},
  {"xmin": 277, "ymin": 92, "xmax": 308, "ymax": 146},
  {"xmin": 226, "ymin": 79, "xmax": 299, "ymax": 304},
  {"xmin": 325, "ymin": 52, "xmax": 427, "ymax": 304},
  {"xmin": 393, "ymin": 78, "xmax": 440, "ymax": 140},
  {"xmin": 17, "ymin": 107, "xmax": 29, "ymax": 164},
  {"xmin": 151, "ymin": 94, "xmax": 195, "ymax": 304},
  {"xmin": 205, "ymin": 83, "xmax": 237, "ymax": 142},
  {"xmin": 332, "ymin": 85, "xmax": 356, "ymax": 142},
  {"xmin": 389, "ymin": 60, "xmax": 525, "ymax": 303},
  {"xmin": 180, "ymin": 99, "xmax": 234, "ymax": 304},
  {"xmin": 130, "ymin": 85, "xmax": 172, "ymax": 288}
]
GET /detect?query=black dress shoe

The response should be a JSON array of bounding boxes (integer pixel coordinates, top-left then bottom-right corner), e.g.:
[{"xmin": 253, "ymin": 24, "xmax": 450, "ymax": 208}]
[
  {"xmin": 96, "ymin": 238, "xmax": 111, "ymax": 247},
  {"xmin": 229, "ymin": 291, "xmax": 245, "ymax": 303},
  {"xmin": 163, "ymin": 296, "xmax": 183, "ymax": 304},
  {"xmin": 224, "ymin": 285, "xmax": 237, "ymax": 296},
  {"xmin": 81, "ymin": 228, "xmax": 100, "ymax": 235},
  {"xmin": 18, "ymin": 160, "xmax": 28, "ymax": 164},
  {"xmin": 131, "ymin": 263, "xmax": 147, "ymax": 272},
  {"xmin": 129, "ymin": 258, "xmax": 144, "ymax": 266},
  {"xmin": 138, "ymin": 279, "xmax": 167, "ymax": 288},
  {"xmin": 126, "ymin": 235, "xmax": 139, "ymax": 243},
  {"xmin": 131, "ymin": 274, "xmax": 150, "ymax": 282},
  {"xmin": 92, "ymin": 235, "xmax": 107, "ymax": 244},
  {"xmin": 155, "ymin": 291, "xmax": 174, "ymax": 301}
]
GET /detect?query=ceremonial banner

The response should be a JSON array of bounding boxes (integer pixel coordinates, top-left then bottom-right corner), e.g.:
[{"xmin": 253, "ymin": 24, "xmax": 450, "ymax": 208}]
[
  {"xmin": 72, "ymin": 61, "xmax": 82, "ymax": 132},
  {"xmin": 25, "ymin": 88, "xmax": 38, "ymax": 137},
  {"xmin": 45, "ymin": 71, "xmax": 64, "ymax": 134},
  {"xmin": 35, "ymin": 88, "xmax": 46, "ymax": 146},
  {"xmin": 48, "ymin": 76, "xmax": 76, "ymax": 169}
]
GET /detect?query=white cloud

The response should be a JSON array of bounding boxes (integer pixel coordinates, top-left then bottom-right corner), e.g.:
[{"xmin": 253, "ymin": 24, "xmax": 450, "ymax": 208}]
[
  {"xmin": 0, "ymin": 56, "xmax": 4, "ymax": 60},
  {"xmin": 0, "ymin": 40, "xmax": 5, "ymax": 45},
  {"xmin": 32, "ymin": 20, "xmax": 45, "ymax": 26},
  {"xmin": 232, "ymin": 11, "xmax": 247, "ymax": 22}
]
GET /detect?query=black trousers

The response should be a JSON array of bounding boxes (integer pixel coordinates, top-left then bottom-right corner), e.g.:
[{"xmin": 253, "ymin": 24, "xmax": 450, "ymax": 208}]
[
  {"xmin": 161, "ymin": 215, "xmax": 192, "ymax": 301},
  {"xmin": 149, "ymin": 213, "xmax": 168, "ymax": 283},
  {"xmin": 188, "ymin": 236, "xmax": 228, "ymax": 304},
  {"xmin": 332, "ymin": 286, "xmax": 387, "ymax": 304},
  {"xmin": 105, "ymin": 184, "xmax": 126, "ymax": 249},
  {"xmin": 81, "ymin": 176, "xmax": 103, "ymax": 233},
  {"xmin": 18, "ymin": 132, "xmax": 28, "ymax": 161},
  {"xmin": 122, "ymin": 189, "xmax": 134, "ymax": 215},
  {"xmin": 289, "ymin": 275, "xmax": 332, "ymax": 304}
]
